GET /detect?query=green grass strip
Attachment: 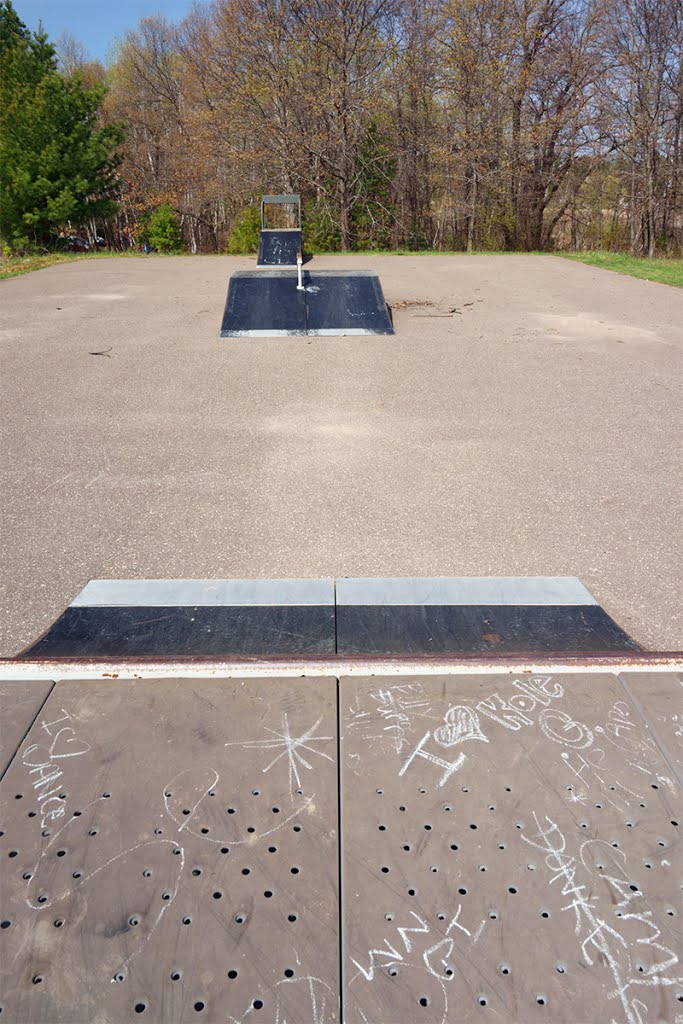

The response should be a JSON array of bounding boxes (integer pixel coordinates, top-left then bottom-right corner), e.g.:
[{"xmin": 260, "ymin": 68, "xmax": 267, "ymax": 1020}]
[
  {"xmin": 557, "ymin": 251, "xmax": 683, "ymax": 288},
  {"xmin": 0, "ymin": 251, "xmax": 178, "ymax": 280},
  {"xmin": 2, "ymin": 248, "xmax": 681, "ymax": 287}
]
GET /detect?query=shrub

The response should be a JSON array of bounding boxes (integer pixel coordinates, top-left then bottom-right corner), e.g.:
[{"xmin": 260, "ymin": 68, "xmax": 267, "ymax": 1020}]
[
  {"xmin": 147, "ymin": 204, "xmax": 183, "ymax": 252},
  {"xmin": 227, "ymin": 206, "xmax": 260, "ymax": 253}
]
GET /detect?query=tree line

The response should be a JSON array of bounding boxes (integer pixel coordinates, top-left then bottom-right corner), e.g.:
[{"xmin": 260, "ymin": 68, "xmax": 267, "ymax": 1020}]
[{"xmin": 2, "ymin": 0, "xmax": 682, "ymax": 255}]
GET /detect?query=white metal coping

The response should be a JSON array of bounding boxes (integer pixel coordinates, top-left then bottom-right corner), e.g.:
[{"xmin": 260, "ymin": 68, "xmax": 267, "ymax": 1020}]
[
  {"xmin": 70, "ymin": 576, "xmax": 598, "ymax": 609},
  {"xmin": 71, "ymin": 578, "xmax": 335, "ymax": 607},
  {"xmin": 336, "ymin": 576, "xmax": 598, "ymax": 606}
]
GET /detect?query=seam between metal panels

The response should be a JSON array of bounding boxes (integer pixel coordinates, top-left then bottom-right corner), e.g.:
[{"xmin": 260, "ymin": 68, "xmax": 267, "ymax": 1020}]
[
  {"xmin": 334, "ymin": 579, "xmax": 338, "ymax": 654},
  {"xmin": 0, "ymin": 680, "xmax": 55, "ymax": 784},
  {"xmin": 305, "ymin": 278, "xmax": 310, "ymax": 340},
  {"xmin": 336, "ymin": 676, "xmax": 345, "ymax": 1023},
  {"xmin": 617, "ymin": 672, "xmax": 683, "ymax": 789}
]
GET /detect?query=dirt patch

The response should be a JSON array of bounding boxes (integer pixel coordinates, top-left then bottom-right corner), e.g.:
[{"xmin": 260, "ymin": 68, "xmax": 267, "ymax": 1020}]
[{"xmin": 390, "ymin": 299, "xmax": 434, "ymax": 309}]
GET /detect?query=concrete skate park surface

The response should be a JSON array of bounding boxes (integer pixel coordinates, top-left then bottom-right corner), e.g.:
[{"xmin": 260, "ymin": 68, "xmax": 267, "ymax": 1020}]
[{"xmin": 0, "ymin": 253, "xmax": 681, "ymax": 656}]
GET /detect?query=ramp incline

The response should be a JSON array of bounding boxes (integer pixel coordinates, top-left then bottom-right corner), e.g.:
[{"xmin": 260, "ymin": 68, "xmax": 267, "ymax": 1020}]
[{"xmin": 220, "ymin": 269, "xmax": 394, "ymax": 337}]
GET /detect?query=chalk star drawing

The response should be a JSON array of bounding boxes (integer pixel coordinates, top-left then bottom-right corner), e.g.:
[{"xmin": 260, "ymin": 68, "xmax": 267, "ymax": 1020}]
[{"xmin": 228, "ymin": 715, "xmax": 334, "ymax": 798}]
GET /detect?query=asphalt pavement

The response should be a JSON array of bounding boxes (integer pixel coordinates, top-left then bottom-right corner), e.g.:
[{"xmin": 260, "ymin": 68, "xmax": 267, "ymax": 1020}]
[{"xmin": 1, "ymin": 253, "xmax": 681, "ymax": 655}]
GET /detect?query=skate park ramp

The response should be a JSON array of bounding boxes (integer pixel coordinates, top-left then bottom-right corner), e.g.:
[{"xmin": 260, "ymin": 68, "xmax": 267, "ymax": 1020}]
[
  {"xmin": 220, "ymin": 269, "xmax": 394, "ymax": 337},
  {"xmin": 18, "ymin": 577, "xmax": 639, "ymax": 658},
  {"xmin": 257, "ymin": 193, "xmax": 302, "ymax": 267},
  {"xmin": 257, "ymin": 228, "xmax": 302, "ymax": 267}
]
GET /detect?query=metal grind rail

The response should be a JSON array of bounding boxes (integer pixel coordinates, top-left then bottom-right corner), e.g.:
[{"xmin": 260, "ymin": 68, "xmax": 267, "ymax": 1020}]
[{"xmin": 0, "ymin": 662, "xmax": 681, "ymax": 1023}]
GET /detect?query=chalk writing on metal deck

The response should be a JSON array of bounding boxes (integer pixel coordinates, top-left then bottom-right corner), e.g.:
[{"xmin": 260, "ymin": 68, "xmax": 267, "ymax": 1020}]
[
  {"xmin": 2, "ymin": 673, "xmax": 680, "ymax": 1023},
  {"xmin": 3, "ymin": 692, "xmax": 338, "ymax": 1022},
  {"xmin": 341, "ymin": 674, "xmax": 682, "ymax": 1024},
  {"xmin": 523, "ymin": 813, "xmax": 681, "ymax": 1024}
]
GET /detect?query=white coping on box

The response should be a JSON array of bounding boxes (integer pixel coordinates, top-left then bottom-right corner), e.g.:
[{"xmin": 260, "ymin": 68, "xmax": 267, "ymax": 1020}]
[
  {"xmin": 221, "ymin": 329, "xmax": 307, "ymax": 337},
  {"xmin": 223, "ymin": 329, "xmax": 388, "ymax": 337},
  {"xmin": 72, "ymin": 577, "xmax": 597, "ymax": 608},
  {"xmin": 308, "ymin": 328, "xmax": 391, "ymax": 336},
  {"xmin": 335, "ymin": 576, "xmax": 598, "ymax": 607},
  {"xmin": 72, "ymin": 579, "xmax": 335, "ymax": 608}
]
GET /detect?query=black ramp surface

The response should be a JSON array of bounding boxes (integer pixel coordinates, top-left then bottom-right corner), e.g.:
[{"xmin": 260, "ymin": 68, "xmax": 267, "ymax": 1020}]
[
  {"xmin": 334, "ymin": 576, "xmax": 639, "ymax": 654},
  {"xmin": 19, "ymin": 605, "xmax": 336, "ymax": 657},
  {"xmin": 221, "ymin": 270, "xmax": 306, "ymax": 336},
  {"xmin": 339, "ymin": 672, "xmax": 682, "ymax": 1023},
  {"xmin": 220, "ymin": 270, "xmax": 393, "ymax": 337},
  {"xmin": 336, "ymin": 605, "xmax": 640, "ymax": 654},
  {"xmin": 257, "ymin": 229, "xmax": 302, "ymax": 266},
  {"xmin": 306, "ymin": 271, "xmax": 393, "ymax": 335},
  {"xmin": 0, "ymin": 677, "xmax": 340, "ymax": 1022}
]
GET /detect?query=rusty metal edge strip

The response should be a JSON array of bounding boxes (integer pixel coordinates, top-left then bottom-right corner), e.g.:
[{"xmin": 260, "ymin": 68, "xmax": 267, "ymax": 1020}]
[
  {"xmin": 0, "ymin": 679, "xmax": 56, "ymax": 783},
  {"xmin": 0, "ymin": 652, "xmax": 680, "ymax": 680}
]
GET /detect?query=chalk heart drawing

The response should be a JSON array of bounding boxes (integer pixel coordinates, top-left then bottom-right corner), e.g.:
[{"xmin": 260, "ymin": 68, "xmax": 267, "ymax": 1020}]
[{"xmin": 433, "ymin": 706, "xmax": 489, "ymax": 748}]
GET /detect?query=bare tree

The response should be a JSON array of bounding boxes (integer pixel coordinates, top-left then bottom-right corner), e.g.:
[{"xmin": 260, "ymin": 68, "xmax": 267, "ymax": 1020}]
[
  {"xmin": 601, "ymin": 0, "xmax": 683, "ymax": 255},
  {"xmin": 98, "ymin": 0, "xmax": 682, "ymax": 254}
]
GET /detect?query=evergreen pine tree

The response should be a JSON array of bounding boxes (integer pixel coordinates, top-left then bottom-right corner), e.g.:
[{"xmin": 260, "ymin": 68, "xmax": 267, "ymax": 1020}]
[
  {"xmin": 0, "ymin": 0, "xmax": 125, "ymax": 249},
  {"xmin": 147, "ymin": 204, "xmax": 183, "ymax": 252}
]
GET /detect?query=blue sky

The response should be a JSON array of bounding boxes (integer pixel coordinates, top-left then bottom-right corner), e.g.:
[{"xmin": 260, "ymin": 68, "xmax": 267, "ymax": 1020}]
[{"xmin": 15, "ymin": 1, "xmax": 197, "ymax": 62}]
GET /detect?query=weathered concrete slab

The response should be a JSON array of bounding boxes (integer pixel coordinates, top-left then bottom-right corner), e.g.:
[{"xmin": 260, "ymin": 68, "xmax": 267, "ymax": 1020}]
[
  {"xmin": 339, "ymin": 673, "xmax": 682, "ymax": 1023},
  {"xmin": 0, "ymin": 677, "xmax": 339, "ymax": 1022},
  {"xmin": 0, "ymin": 680, "xmax": 54, "ymax": 776}
]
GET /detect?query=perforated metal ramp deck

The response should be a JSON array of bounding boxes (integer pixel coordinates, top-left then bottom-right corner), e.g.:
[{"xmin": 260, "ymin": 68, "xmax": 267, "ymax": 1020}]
[
  {"xmin": 0, "ymin": 676, "xmax": 339, "ymax": 1022},
  {"xmin": 0, "ymin": 667, "xmax": 681, "ymax": 1022},
  {"xmin": 0, "ymin": 680, "xmax": 54, "ymax": 776},
  {"xmin": 338, "ymin": 672, "xmax": 683, "ymax": 1023}
]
